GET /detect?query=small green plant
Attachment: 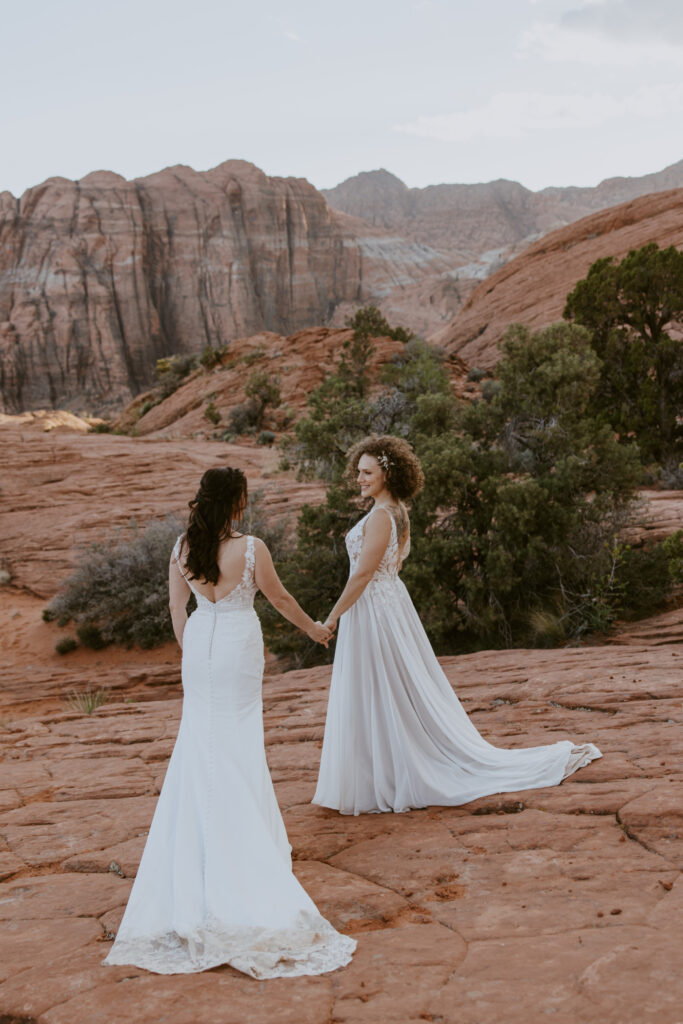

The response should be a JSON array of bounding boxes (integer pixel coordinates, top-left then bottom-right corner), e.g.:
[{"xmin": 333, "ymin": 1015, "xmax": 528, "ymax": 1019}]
[
  {"xmin": 228, "ymin": 400, "xmax": 261, "ymax": 435},
  {"xmin": 154, "ymin": 354, "xmax": 199, "ymax": 400},
  {"xmin": 139, "ymin": 399, "xmax": 156, "ymax": 417},
  {"xmin": 204, "ymin": 401, "xmax": 221, "ymax": 426},
  {"xmin": 55, "ymin": 636, "xmax": 78, "ymax": 655},
  {"xmin": 200, "ymin": 343, "xmax": 230, "ymax": 369},
  {"xmin": 67, "ymin": 689, "xmax": 109, "ymax": 714},
  {"xmin": 76, "ymin": 623, "xmax": 107, "ymax": 650},
  {"xmin": 663, "ymin": 529, "xmax": 683, "ymax": 584},
  {"xmin": 241, "ymin": 346, "xmax": 267, "ymax": 367},
  {"xmin": 257, "ymin": 430, "xmax": 276, "ymax": 446},
  {"xmin": 467, "ymin": 367, "xmax": 486, "ymax": 383},
  {"xmin": 90, "ymin": 422, "xmax": 113, "ymax": 433}
]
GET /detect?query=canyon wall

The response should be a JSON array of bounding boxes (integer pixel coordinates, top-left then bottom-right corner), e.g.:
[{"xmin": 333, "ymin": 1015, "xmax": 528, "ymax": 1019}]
[{"xmin": 0, "ymin": 161, "xmax": 445, "ymax": 413}]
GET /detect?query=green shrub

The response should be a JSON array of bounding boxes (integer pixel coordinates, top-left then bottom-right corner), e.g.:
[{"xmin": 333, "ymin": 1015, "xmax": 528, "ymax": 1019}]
[
  {"xmin": 200, "ymin": 343, "xmax": 230, "ymax": 369},
  {"xmin": 55, "ymin": 636, "xmax": 78, "ymax": 655},
  {"xmin": 46, "ymin": 516, "xmax": 184, "ymax": 650},
  {"xmin": 76, "ymin": 623, "xmax": 107, "ymax": 650},
  {"xmin": 204, "ymin": 401, "xmax": 221, "ymax": 426},
  {"xmin": 467, "ymin": 367, "xmax": 486, "ymax": 383},
  {"xmin": 257, "ymin": 430, "xmax": 276, "ymax": 446},
  {"xmin": 154, "ymin": 354, "xmax": 199, "ymax": 399},
  {"xmin": 662, "ymin": 529, "xmax": 683, "ymax": 584},
  {"xmin": 228, "ymin": 399, "xmax": 262, "ymax": 435},
  {"xmin": 90, "ymin": 422, "xmax": 113, "ymax": 433}
]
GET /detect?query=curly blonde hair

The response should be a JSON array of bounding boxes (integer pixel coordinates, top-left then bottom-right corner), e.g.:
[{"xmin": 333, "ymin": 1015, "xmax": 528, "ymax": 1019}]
[{"xmin": 345, "ymin": 434, "xmax": 425, "ymax": 501}]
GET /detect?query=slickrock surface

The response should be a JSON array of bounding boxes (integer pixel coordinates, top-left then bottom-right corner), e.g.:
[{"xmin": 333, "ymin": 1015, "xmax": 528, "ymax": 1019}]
[
  {"xmin": 0, "ymin": 612, "xmax": 681, "ymax": 1024},
  {"xmin": 0, "ymin": 161, "xmax": 447, "ymax": 414},
  {"xmin": 433, "ymin": 188, "xmax": 683, "ymax": 367}
]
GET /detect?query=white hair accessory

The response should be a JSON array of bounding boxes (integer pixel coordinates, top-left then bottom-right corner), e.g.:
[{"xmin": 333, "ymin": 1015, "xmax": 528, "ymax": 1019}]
[{"xmin": 377, "ymin": 452, "xmax": 391, "ymax": 472}]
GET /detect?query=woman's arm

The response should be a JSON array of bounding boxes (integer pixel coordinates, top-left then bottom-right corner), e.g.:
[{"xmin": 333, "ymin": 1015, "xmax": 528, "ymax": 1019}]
[
  {"xmin": 324, "ymin": 509, "xmax": 392, "ymax": 629},
  {"xmin": 168, "ymin": 552, "xmax": 191, "ymax": 649},
  {"xmin": 254, "ymin": 539, "xmax": 331, "ymax": 645}
]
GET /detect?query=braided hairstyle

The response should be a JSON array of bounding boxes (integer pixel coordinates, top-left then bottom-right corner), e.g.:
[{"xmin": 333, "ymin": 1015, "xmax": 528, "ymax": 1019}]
[{"xmin": 184, "ymin": 467, "xmax": 248, "ymax": 584}]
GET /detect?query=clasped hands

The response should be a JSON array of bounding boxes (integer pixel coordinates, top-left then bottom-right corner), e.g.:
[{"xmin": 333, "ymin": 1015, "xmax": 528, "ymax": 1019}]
[{"xmin": 308, "ymin": 617, "xmax": 338, "ymax": 647}]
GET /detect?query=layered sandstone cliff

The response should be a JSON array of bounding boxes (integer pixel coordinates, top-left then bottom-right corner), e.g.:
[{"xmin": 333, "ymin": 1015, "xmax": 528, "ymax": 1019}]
[
  {"xmin": 0, "ymin": 161, "xmax": 446, "ymax": 414},
  {"xmin": 323, "ymin": 159, "xmax": 683, "ymax": 262},
  {"xmin": 432, "ymin": 188, "xmax": 683, "ymax": 367}
]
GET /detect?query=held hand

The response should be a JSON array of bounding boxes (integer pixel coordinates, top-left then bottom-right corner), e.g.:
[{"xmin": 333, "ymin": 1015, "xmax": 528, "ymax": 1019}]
[
  {"xmin": 308, "ymin": 621, "xmax": 333, "ymax": 646},
  {"xmin": 323, "ymin": 617, "xmax": 337, "ymax": 634}
]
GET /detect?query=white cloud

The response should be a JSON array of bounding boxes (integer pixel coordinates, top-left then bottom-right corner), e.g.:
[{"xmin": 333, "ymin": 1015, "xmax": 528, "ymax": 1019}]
[
  {"xmin": 519, "ymin": 19, "xmax": 683, "ymax": 64},
  {"xmin": 282, "ymin": 27, "xmax": 301, "ymax": 42},
  {"xmin": 561, "ymin": 0, "xmax": 683, "ymax": 46},
  {"xmin": 395, "ymin": 85, "xmax": 683, "ymax": 142}
]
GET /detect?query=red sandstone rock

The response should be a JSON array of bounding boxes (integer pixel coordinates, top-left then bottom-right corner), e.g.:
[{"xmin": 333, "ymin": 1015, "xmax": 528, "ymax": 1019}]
[
  {"xmin": 0, "ymin": 626, "xmax": 681, "ymax": 1022},
  {"xmin": 0, "ymin": 161, "xmax": 449, "ymax": 415},
  {"xmin": 432, "ymin": 188, "xmax": 683, "ymax": 367}
]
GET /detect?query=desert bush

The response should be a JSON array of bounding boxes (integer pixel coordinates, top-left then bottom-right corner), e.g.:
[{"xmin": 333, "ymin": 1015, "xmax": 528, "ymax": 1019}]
[
  {"xmin": 154, "ymin": 354, "xmax": 199, "ymax": 399},
  {"xmin": 200, "ymin": 343, "xmax": 230, "ymax": 369},
  {"xmin": 228, "ymin": 371, "xmax": 281, "ymax": 435},
  {"xmin": 55, "ymin": 636, "xmax": 78, "ymax": 655},
  {"xmin": 466, "ymin": 367, "xmax": 486, "ymax": 383},
  {"xmin": 228, "ymin": 398, "xmax": 262, "ymax": 435},
  {"xmin": 90, "ymin": 421, "xmax": 113, "ymax": 433},
  {"xmin": 47, "ymin": 516, "xmax": 184, "ymax": 650},
  {"xmin": 257, "ymin": 430, "xmax": 276, "ymax": 446},
  {"xmin": 204, "ymin": 401, "xmax": 221, "ymax": 425},
  {"xmin": 46, "ymin": 493, "xmax": 290, "ymax": 652}
]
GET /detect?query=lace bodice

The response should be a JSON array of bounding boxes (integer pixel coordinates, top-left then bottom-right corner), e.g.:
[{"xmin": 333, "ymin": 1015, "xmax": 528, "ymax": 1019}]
[
  {"xmin": 172, "ymin": 534, "xmax": 257, "ymax": 613},
  {"xmin": 345, "ymin": 505, "xmax": 410, "ymax": 583}
]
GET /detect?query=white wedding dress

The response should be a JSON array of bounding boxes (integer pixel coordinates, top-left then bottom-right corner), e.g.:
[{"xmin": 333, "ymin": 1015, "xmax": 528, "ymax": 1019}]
[
  {"xmin": 313, "ymin": 506, "xmax": 602, "ymax": 815},
  {"xmin": 104, "ymin": 535, "xmax": 355, "ymax": 977}
]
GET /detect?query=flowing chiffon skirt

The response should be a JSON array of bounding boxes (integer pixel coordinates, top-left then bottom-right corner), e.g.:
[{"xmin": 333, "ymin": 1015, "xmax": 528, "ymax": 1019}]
[{"xmin": 314, "ymin": 577, "xmax": 601, "ymax": 815}]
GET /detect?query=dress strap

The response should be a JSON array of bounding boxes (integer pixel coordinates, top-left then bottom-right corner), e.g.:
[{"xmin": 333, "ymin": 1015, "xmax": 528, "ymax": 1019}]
[
  {"xmin": 244, "ymin": 535, "xmax": 255, "ymax": 579},
  {"xmin": 369, "ymin": 505, "xmax": 397, "ymax": 536},
  {"xmin": 172, "ymin": 535, "xmax": 194, "ymax": 586}
]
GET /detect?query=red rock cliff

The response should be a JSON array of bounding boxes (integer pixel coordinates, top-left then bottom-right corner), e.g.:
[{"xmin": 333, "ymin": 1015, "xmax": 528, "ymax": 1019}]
[{"xmin": 0, "ymin": 161, "xmax": 445, "ymax": 414}]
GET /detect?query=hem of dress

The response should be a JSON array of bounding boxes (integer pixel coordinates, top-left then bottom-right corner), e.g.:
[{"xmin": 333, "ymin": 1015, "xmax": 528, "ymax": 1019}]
[
  {"xmin": 313, "ymin": 742, "xmax": 604, "ymax": 815},
  {"xmin": 102, "ymin": 930, "xmax": 356, "ymax": 979}
]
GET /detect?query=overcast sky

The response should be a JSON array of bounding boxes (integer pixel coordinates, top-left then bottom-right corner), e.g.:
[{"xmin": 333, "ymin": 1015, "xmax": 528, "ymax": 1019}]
[{"xmin": 2, "ymin": 0, "xmax": 682, "ymax": 197}]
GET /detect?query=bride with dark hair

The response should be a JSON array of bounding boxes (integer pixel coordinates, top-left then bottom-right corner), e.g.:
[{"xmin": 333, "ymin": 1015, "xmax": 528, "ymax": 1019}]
[{"xmin": 104, "ymin": 467, "xmax": 355, "ymax": 978}]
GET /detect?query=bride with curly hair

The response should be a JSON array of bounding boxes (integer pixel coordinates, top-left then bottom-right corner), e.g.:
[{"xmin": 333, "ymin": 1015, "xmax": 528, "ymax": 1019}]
[{"xmin": 313, "ymin": 434, "xmax": 601, "ymax": 815}]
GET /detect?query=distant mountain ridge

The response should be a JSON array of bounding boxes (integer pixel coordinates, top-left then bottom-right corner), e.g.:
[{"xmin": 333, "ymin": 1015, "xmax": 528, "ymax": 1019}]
[
  {"xmin": 1, "ymin": 156, "xmax": 682, "ymax": 414},
  {"xmin": 322, "ymin": 159, "xmax": 683, "ymax": 262}
]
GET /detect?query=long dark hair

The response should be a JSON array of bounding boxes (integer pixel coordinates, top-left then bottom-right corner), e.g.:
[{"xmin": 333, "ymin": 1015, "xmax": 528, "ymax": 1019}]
[{"xmin": 184, "ymin": 467, "xmax": 248, "ymax": 584}]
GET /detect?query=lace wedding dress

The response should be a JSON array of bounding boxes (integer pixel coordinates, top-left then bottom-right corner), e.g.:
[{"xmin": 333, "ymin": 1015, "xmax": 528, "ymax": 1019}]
[
  {"xmin": 104, "ymin": 535, "xmax": 355, "ymax": 977},
  {"xmin": 313, "ymin": 506, "xmax": 602, "ymax": 815}
]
